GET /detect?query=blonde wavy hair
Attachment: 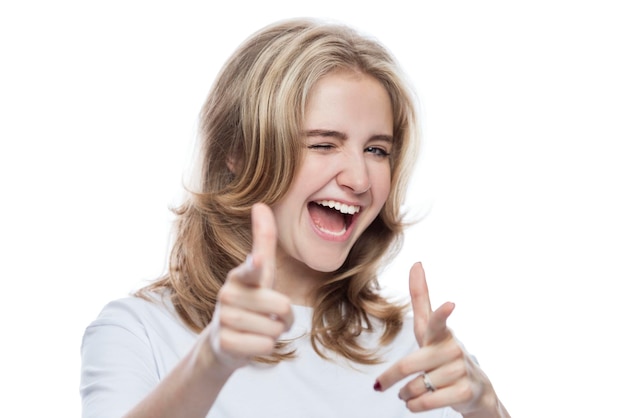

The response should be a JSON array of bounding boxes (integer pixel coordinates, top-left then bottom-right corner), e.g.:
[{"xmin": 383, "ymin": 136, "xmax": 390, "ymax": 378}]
[{"xmin": 139, "ymin": 18, "xmax": 420, "ymax": 364}]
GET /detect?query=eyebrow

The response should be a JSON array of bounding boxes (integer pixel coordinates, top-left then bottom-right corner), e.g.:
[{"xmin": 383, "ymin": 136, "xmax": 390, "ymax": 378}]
[
  {"xmin": 306, "ymin": 129, "xmax": 347, "ymax": 140},
  {"xmin": 305, "ymin": 129, "xmax": 394, "ymax": 143}
]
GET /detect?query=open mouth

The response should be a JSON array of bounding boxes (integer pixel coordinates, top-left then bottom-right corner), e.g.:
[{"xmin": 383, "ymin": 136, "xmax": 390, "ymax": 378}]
[{"xmin": 308, "ymin": 200, "xmax": 360, "ymax": 236}]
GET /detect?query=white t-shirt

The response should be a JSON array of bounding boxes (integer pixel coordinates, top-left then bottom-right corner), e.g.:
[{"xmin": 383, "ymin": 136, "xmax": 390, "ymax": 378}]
[{"xmin": 80, "ymin": 295, "xmax": 462, "ymax": 418}]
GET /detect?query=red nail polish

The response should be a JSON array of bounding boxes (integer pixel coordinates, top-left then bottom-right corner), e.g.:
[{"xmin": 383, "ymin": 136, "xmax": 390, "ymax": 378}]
[{"xmin": 373, "ymin": 380, "xmax": 382, "ymax": 391}]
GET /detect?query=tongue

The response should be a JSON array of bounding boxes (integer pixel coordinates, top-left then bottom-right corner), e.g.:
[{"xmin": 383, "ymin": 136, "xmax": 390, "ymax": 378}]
[{"xmin": 309, "ymin": 203, "xmax": 346, "ymax": 233}]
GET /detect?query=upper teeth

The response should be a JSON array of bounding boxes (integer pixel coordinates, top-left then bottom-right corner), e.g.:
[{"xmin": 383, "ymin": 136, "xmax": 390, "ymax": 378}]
[{"xmin": 317, "ymin": 200, "xmax": 360, "ymax": 215}]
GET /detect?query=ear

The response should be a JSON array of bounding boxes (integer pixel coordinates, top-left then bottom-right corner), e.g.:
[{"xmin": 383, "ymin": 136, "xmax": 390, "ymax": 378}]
[{"xmin": 226, "ymin": 155, "xmax": 241, "ymax": 175}]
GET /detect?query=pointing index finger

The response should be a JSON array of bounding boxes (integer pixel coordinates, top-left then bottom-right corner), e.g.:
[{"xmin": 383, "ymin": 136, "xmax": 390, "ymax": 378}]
[
  {"xmin": 410, "ymin": 262, "xmax": 455, "ymax": 346},
  {"xmin": 410, "ymin": 262, "xmax": 431, "ymax": 347}
]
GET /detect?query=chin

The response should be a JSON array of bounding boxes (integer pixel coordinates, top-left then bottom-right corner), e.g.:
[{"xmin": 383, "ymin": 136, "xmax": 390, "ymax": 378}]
[
  {"xmin": 304, "ymin": 254, "xmax": 348, "ymax": 274},
  {"xmin": 310, "ymin": 264, "xmax": 342, "ymax": 274}
]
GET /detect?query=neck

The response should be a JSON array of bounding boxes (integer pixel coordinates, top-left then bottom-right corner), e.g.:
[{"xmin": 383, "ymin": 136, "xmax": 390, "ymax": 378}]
[{"xmin": 274, "ymin": 255, "xmax": 329, "ymax": 307}]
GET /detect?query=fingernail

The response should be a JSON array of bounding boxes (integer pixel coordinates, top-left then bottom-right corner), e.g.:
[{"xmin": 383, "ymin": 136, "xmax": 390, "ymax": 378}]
[
  {"xmin": 245, "ymin": 254, "xmax": 254, "ymax": 270},
  {"xmin": 373, "ymin": 380, "xmax": 382, "ymax": 392}
]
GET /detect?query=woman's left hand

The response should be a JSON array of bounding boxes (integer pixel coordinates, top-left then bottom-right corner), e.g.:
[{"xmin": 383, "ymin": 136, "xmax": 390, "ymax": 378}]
[{"xmin": 374, "ymin": 263, "xmax": 509, "ymax": 417}]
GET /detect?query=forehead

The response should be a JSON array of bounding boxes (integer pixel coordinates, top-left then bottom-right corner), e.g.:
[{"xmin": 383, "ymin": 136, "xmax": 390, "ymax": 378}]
[{"xmin": 304, "ymin": 70, "xmax": 393, "ymax": 135}]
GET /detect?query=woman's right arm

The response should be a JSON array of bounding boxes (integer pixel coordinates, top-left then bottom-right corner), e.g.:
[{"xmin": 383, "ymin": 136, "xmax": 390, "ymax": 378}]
[
  {"xmin": 122, "ymin": 335, "xmax": 235, "ymax": 418},
  {"xmin": 83, "ymin": 204, "xmax": 292, "ymax": 418}
]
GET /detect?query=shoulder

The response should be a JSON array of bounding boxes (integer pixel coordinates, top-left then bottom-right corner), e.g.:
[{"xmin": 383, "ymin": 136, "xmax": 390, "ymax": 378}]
[
  {"xmin": 384, "ymin": 311, "xmax": 420, "ymax": 356},
  {"xmin": 350, "ymin": 308, "xmax": 418, "ymax": 362},
  {"xmin": 88, "ymin": 293, "xmax": 167, "ymax": 326},
  {"xmin": 80, "ymin": 293, "xmax": 190, "ymax": 416},
  {"xmin": 83, "ymin": 291, "xmax": 191, "ymax": 344}
]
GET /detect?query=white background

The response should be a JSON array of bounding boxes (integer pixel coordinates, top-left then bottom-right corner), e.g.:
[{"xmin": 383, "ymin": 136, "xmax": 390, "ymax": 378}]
[{"xmin": 1, "ymin": 1, "xmax": 624, "ymax": 416}]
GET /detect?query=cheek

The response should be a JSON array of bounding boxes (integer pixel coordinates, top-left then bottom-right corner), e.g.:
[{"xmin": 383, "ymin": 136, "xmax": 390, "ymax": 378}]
[{"xmin": 373, "ymin": 168, "xmax": 392, "ymax": 206}]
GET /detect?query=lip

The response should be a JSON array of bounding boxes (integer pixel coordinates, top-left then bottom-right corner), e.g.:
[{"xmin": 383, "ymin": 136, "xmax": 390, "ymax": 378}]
[{"xmin": 307, "ymin": 199, "xmax": 362, "ymax": 242}]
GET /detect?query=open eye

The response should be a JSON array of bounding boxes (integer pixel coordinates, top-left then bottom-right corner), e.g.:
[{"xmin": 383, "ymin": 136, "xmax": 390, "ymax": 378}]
[{"xmin": 365, "ymin": 146, "xmax": 390, "ymax": 157}]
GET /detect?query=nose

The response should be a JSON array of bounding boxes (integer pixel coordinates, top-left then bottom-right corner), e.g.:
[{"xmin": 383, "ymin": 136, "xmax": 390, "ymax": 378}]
[{"xmin": 336, "ymin": 152, "xmax": 371, "ymax": 194}]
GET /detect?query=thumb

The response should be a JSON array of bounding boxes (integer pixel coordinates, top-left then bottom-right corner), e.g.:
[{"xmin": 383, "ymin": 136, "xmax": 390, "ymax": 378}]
[{"xmin": 249, "ymin": 203, "xmax": 277, "ymax": 288}]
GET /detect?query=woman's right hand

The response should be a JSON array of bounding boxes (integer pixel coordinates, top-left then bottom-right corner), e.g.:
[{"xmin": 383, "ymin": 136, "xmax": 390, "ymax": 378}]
[{"xmin": 202, "ymin": 203, "xmax": 294, "ymax": 371}]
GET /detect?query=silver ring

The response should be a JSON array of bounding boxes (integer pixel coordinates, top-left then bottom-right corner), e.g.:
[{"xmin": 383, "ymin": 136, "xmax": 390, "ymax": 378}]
[{"xmin": 422, "ymin": 372, "xmax": 437, "ymax": 392}]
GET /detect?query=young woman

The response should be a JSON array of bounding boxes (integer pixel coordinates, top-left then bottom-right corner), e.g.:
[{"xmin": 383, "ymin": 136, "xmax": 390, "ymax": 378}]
[{"xmin": 80, "ymin": 18, "xmax": 510, "ymax": 417}]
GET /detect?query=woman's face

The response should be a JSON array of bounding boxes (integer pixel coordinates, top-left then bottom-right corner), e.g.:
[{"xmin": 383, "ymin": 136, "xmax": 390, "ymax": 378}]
[{"xmin": 272, "ymin": 70, "xmax": 393, "ymax": 277}]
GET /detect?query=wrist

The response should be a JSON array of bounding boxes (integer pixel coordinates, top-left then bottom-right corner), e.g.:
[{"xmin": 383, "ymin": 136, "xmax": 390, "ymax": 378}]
[
  {"xmin": 462, "ymin": 393, "xmax": 510, "ymax": 418},
  {"xmin": 192, "ymin": 332, "xmax": 238, "ymax": 382}
]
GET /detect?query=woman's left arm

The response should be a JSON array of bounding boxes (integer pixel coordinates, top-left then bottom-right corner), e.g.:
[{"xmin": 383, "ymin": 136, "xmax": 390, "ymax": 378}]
[{"xmin": 374, "ymin": 263, "xmax": 511, "ymax": 418}]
